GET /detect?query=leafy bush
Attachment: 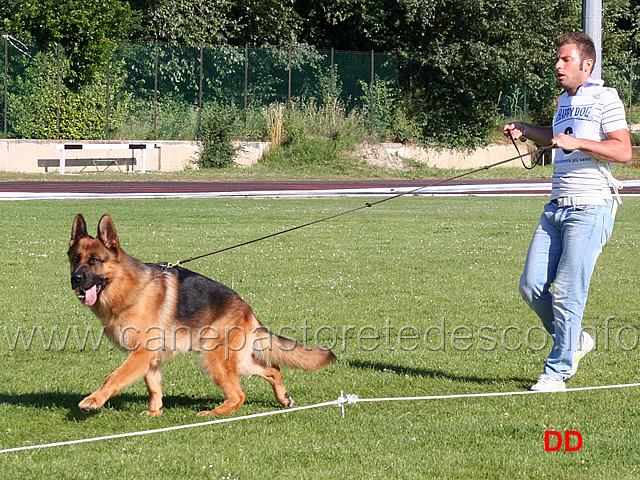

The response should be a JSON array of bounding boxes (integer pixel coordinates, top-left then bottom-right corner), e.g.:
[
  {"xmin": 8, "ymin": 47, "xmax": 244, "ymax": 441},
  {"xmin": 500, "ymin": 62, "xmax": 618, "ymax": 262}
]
[
  {"xmin": 197, "ymin": 103, "xmax": 241, "ymax": 169},
  {"xmin": 8, "ymin": 50, "xmax": 132, "ymax": 139},
  {"xmin": 359, "ymin": 76, "xmax": 419, "ymax": 142}
]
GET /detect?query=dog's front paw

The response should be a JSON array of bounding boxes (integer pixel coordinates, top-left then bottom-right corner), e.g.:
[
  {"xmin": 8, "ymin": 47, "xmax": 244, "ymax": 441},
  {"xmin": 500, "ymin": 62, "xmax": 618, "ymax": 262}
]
[
  {"xmin": 140, "ymin": 408, "xmax": 163, "ymax": 417},
  {"xmin": 78, "ymin": 395, "xmax": 104, "ymax": 412}
]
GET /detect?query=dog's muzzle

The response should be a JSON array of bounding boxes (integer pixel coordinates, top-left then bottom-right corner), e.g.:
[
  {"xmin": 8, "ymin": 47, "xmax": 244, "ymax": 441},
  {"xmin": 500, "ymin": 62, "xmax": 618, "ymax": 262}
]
[{"xmin": 71, "ymin": 271, "xmax": 104, "ymax": 307}]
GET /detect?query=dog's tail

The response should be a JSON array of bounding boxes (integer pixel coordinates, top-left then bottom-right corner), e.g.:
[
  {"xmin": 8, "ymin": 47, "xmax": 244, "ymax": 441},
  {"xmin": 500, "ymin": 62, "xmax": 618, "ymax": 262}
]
[{"xmin": 252, "ymin": 324, "xmax": 336, "ymax": 371}]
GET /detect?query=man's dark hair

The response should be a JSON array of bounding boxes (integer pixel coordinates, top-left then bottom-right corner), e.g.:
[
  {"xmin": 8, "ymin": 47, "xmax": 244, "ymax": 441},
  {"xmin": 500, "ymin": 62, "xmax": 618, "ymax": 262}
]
[{"xmin": 555, "ymin": 32, "xmax": 596, "ymax": 73}]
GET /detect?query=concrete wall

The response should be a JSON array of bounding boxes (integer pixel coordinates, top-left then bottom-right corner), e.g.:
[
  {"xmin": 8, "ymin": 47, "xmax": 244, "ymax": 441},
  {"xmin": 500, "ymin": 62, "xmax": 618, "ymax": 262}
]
[
  {"xmin": 379, "ymin": 142, "xmax": 538, "ymax": 170},
  {"xmin": 0, "ymin": 139, "xmax": 270, "ymax": 173},
  {"xmin": 1, "ymin": 138, "xmax": 637, "ymax": 173}
]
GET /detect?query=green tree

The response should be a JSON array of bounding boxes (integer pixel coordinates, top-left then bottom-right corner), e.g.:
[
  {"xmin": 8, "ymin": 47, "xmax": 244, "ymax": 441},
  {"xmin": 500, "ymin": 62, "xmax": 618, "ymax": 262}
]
[
  {"xmin": 130, "ymin": 0, "xmax": 302, "ymax": 47},
  {"xmin": 229, "ymin": 0, "xmax": 304, "ymax": 46},
  {"xmin": 385, "ymin": 0, "xmax": 580, "ymax": 146},
  {"xmin": 142, "ymin": 0, "xmax": 233, "ymax": 45},
  {"xmin": 294, "ymin": 0, "xmax": 382, "ymax": 50},
  {"xmin": 293, "ymin": 0, "xmax": 581, "ymax": 146},
  {"xmin": 5, "ymin": 0, "xmax": 135, "ymax": 89}
]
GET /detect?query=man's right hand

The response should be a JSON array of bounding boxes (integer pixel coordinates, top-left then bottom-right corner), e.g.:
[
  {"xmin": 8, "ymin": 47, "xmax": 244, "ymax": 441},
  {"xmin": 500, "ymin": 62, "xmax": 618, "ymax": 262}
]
[{"xmin": 503, "ymin": 122, "xmax": 526, "ymax": 140}]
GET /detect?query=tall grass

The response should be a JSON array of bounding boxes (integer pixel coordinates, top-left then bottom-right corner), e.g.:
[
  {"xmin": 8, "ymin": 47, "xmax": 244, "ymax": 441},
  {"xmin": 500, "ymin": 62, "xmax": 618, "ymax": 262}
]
[
  {"xmin": 266, "ymin": 102, "xmax": 285, "ymax": 148},
  {"xmin": 260, "ymin": 99, "xmax": 367, "ymax": 171}
]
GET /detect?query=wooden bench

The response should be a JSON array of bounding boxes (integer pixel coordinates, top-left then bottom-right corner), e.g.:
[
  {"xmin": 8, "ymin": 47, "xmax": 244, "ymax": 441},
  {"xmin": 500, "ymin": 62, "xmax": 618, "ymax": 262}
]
[
  {"xmin": 38, "ymin": 157, "xmax": 136, "ymax": 173},
  {"xmin": 52, "ymin": 143, "xmax": 156, "ymax": 174}
]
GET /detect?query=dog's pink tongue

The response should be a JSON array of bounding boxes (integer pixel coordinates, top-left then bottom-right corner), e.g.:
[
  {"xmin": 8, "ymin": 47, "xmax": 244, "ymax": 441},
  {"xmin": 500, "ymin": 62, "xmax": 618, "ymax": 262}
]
[{"xmin": 84, "ymin": 285, "xmax": 98, "ymax": 306}]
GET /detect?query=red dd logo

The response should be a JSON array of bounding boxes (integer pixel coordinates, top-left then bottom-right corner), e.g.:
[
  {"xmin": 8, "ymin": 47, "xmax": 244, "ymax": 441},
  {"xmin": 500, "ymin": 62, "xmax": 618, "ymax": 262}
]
[{"xmin": 545, "ymin": 431, "xmax": 583, "ymax": 451}]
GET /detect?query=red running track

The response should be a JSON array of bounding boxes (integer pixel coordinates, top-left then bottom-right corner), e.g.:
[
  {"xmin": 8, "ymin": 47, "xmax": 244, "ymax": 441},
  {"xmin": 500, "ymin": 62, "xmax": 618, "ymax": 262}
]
[
  {"xmin": 1, "ymin": 179, "xmax": 640, "ymax": 197},
  {"xmin": 0, "ymin": 179, "xmax": 554, "ymax": 195}
]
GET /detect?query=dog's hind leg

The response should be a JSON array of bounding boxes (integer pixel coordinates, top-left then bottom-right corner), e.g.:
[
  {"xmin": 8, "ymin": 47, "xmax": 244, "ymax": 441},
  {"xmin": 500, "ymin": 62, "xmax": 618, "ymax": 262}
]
[
  {"xmin": 197, "ymin": 349, "xmax": 246, "ymax": 416},
  {"xmin": 141, "ymin": 365, "xmax": 163, "ymax": 417},
  {"xmin": 247, "ymin": 361, "xmax": 294, "ymax": 408}
]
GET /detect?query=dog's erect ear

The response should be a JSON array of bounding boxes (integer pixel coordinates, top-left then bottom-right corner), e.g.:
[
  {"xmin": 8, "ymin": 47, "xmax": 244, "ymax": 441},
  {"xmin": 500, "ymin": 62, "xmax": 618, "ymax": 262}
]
[
  {"xmin": 70, "ymin": 214, "xmax": 89, "ymax": 246},
  {"xmin": 97, "ymin": 214, "xmax": 120, "ymax": 249}
]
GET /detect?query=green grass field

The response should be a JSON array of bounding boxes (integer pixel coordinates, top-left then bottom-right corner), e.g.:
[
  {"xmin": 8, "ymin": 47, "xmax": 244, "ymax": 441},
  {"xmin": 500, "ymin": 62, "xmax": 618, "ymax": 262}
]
[{"xmin": 1, "ymin": 196, "xmax": 640, "ymax": 479}]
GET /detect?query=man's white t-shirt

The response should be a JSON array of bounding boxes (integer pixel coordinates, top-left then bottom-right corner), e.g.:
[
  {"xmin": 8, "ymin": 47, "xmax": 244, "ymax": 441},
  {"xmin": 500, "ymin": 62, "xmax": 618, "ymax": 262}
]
[{"xmin": 551, "ymin": 78, "xmax": 628, "ymax": 201}]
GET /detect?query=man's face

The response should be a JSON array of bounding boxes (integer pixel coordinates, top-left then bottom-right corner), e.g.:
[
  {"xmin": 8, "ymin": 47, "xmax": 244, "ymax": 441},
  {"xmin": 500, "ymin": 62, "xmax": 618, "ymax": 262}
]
[{"xmin": 555, "ymin": 43, "xmax": 592, "ymax": 96}]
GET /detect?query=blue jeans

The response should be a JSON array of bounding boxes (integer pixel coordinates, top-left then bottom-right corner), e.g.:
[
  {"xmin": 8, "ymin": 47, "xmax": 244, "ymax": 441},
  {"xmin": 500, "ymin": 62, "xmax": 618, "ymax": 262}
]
[{"xmin": 519, "ymin": 200, "xmax": 614, "ymax": 380}]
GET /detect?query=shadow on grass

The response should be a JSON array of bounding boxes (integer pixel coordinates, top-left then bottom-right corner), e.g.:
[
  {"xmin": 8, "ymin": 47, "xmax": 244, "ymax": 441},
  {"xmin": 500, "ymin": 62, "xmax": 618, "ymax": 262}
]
[
  {"xmin": 346, "ymin": 359, "xmax": 533, "ymax": 390},
  {"xmin": 0, "ymin": 362, "xmax": 535, "ymax": 420},
  {"xmin": 0, "ymin": 391, "xmax": 283, "ymax": 421}
]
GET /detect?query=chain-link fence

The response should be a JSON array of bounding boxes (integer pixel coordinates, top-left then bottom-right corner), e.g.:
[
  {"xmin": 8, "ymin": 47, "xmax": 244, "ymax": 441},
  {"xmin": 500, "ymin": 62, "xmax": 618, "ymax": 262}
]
[
  {"xmin": 1, "ymin": 35, "xmax": 638, "ymax": 141},
  {"xmin": 1, "ymin": 36, "xmax": 399, "ymax": 140}
]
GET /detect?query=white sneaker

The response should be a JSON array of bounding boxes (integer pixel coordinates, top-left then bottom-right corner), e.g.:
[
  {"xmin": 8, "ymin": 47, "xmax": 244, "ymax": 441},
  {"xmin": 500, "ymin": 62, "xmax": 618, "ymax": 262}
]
[
  {"xmin": 530, "ymin": 374, "xmax": 566, "ymax": 392},
  {"xmin": 569, "ymin": 331, "xmax": 595, "ymax": 377}
]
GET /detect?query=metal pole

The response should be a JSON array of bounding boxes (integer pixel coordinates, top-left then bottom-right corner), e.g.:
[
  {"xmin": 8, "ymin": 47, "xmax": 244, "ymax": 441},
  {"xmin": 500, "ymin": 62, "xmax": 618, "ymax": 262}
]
[
  {"xmin": 153, "ymin": 41, "xmax": 158, "ymax": 133},
  {"xmin": 244, "ymin": 44, "xmax": 248, "ymax": 126},
  {"xmin": 3, "ymin": 35, "xmax": 7, "ymax": 137},
  {"xmin": 105, "ymin": 49, "xmax": 111, "ymax": 139},
  {"xmin": 56, "ymin": 43, "xmax": 61, "ymax": 134},
  {"xmin": 370, "ymin": 50, "xmax": 374, "ymax": 130},
  {"xmin": 287, "ymin": 45, "xmax": 292, "ymax": 107},
  {"xmin": 630, "ymin": 56, "xmax": 633, "ymax": 122},
  {"xmin": 330, "ymin": 47, "xmax": 335, "ymax": 99},
  {"xmin": 198, "ymin": 45, "xmax": 203, "ymax": 139},
  {"xmin": 583, "ymin": 0, "xmax": 602, "ymax": 80}
]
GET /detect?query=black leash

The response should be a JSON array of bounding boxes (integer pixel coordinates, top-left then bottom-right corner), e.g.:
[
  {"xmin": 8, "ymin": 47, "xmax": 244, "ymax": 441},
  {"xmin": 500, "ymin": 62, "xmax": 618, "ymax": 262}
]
[
  {"xmin": 166, "ymin": 144, "xmax": 554, "ymax": 269},
  {"xmin": 508, "ymin": 130, "xmax": 537, "ymax": 170}
]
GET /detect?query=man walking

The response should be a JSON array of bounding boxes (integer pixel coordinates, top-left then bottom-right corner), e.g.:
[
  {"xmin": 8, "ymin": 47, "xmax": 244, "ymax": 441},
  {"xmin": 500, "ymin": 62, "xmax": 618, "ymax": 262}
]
[{"xmin": 504, "ymin": 32, "xmax": 632, "ymax": 392}]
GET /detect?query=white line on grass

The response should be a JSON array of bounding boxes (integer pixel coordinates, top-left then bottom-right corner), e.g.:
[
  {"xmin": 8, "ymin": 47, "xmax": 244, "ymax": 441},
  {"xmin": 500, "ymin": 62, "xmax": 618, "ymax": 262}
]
[{"xmin": 1, "ymin": 383, "xmax": 639, "ymax": 454}]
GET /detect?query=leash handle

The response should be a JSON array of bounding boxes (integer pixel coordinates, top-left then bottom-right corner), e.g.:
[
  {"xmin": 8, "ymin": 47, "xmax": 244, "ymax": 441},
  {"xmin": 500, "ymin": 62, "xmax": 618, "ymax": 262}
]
[{"xmin": 508, "ymin": 130, "xmax": 537, "ymax": 170}]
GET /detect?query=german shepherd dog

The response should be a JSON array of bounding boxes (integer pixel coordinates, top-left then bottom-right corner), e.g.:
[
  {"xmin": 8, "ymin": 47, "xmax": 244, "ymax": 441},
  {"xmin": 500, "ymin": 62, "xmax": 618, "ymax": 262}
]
[{"xmin": 68, "ymin": 214, "xmax": 336, "ymax": 416}]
